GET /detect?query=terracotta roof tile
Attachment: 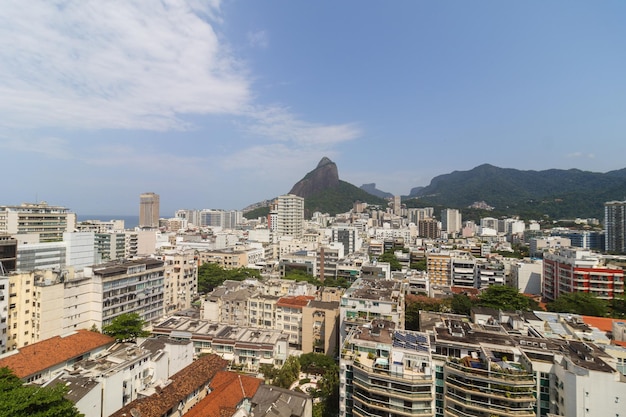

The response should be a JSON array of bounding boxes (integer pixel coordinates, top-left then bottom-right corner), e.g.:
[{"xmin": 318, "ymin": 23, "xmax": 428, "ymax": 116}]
[
  {"xmin": 276, "ymin": 295, "xmax": 315, "ymax": 309},
  {"xmin": 110, "ymin": 354, "xmax": 228, "ymax": 417},
  {"xmin": 0, "ymin": 329, "xmax": 115, "ymax": 379},
  {"xmin": 581, "ymin": 316, "xmax": 619, "ymax": 333},
  {"xmin": 185, "ymin": 371, "xmax": 262, "ymax": 417}
]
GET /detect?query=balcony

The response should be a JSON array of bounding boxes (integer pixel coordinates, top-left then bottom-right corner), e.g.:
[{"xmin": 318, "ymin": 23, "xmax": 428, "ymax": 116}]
[
  {"xmin": 445, "ymin": 391, "xmax": 535, "ymax": 417},
  {"xmin": 445, "ymin": 360, "xmax": 534, "ymax": 385}
]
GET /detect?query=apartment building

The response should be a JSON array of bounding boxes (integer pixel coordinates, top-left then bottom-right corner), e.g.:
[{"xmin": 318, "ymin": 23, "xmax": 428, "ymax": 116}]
[
  {"xmin": 340, "ymin": 320, "xmax": 435, "ymax": 417},
  {"xmin": 441, "ymin": 209, "xmax": 462, "ymax": 237},
  {"xmin": 0, "ymin": 234, "xmax": 17, "ymax": 272},
  {"xmin": 301, "ymin": 300, "xmax": 340, "ymax": 355},
  {"xmin": 605, "ymin": 200, "xmax": 626, "ymax": 254},
  {"xmin": 160, "ymin": 250, "xmax": 198, "ymax": 314},
  {"xmin": 450, "ymin": 253, "xmax": 475, "ymax": 288},
  {"xmin": 275, "ymin": 295, "xmax": 315, "ymax": 349},
  {"xmin": 76, "ymin": 219, "xmax": 125, "ymax": 233},
  {"xmin": 418, "ymin": 218, "xmax": 440, "ymax": 239},
  {"xmin": 427, "ymin": 252, "xmax": 452, "ymax": 286},
  {"xmin": 510, "ymin": 259, "xmax": 543, "ymax": 295},
  {"xmin": 543, "ymin": 248, "xmax": 624, "ymax": 302},
  {"xmin": 139, "ymin": 192, "xmax": 160, "ymax": 229},
  {"xmin": 276, "ymin": 194, "xmax": 305, "ymax": 239},
  {"xmin": 317, "ymin": 243, "xmax": 344, "ymax": 281},
  {"xmin": 0, "ymin": 202, "xmax": 76, "ymax": 242},
  {"xmin": 152, "ymin": 316, "xmax": 289, "ymax": 370},
  {"xmin": 85, "ymin": 257, "xmax": 166, "ymax": 326},
  {"xmin": 475, "ymin": 259, "xmax": 506, "ymax": 288},
  {"xmin": 94, "ymin": 232, "xmax": 126, "ymax": 262},
  {"xmin": 419, "ymin": 310, "xmax": 626, "ymax": 417},
  {"xmin": 339, "ymin": 277, "xmax": 406, "ymax": 343}
]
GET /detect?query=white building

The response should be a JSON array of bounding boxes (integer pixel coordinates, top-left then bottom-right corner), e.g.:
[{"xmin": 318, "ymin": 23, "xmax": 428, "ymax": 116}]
[{"xmin": 276, "ymin": 194, "xmax": 305, "ymax": 239}]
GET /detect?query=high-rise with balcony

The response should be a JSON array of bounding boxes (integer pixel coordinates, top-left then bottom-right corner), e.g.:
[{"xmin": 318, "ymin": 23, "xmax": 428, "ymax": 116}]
[
  {"xmin": 0, "ymin": 202, "xmax": 76, "ymax": 242},
  {"xmin": 340, "ymin": 320, "xmax": 435, "ymax": 417},
  {"xmin": 276, "ymin": 194, "xmax": 304, "ymax": 239},
  {"xmin": 139, "ymin": 192, "xmax": 160, "ymax": 229},
  {"xmin": 605, "ymin": 200, "xmax": 626, "ymax": 253}
]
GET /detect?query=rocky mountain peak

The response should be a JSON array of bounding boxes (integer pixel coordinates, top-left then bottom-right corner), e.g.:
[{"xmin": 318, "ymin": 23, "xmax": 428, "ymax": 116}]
[{"xmin": 289, "ymin": 157, "xmax": 340, "ymax": 198}]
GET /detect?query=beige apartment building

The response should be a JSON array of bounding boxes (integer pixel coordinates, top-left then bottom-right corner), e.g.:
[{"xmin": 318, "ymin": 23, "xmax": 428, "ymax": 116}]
[
  {"xmin": 160, "ymin": 249, "xmax": 198, "ymax": 314},
  {"xmin": 427, "ymin": 252, "xmax": 452, "ymax": 286},
  {"xmin": 0, "ymin": 202, "xmax": 76, "ymax": 242}
]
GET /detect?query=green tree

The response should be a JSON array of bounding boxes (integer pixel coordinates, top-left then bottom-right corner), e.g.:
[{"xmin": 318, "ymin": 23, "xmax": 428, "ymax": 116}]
[
  {"xmin": 547, "ymin": 292, "xmax": 608, "ymax": 317},
  {"xmin": 0, "ymin": 367, "xmax": 83, "ymax": 417},
  {"xmin": 102, "ymin": 313, "xmax": 150, "ymax": 342},
  {"xmin": 451, "ymin": 293, "xmax": 475, "ymax": 316},
  {"xmin": 378, "ymin": 250, "xmax": 401, "ymax": 271},
  {"xmin": 197, "ymin": 263, "xmax": 261, "ymax": 293},
  {"xmin": 477, "ymin": 286, "xmax": 537, "ymax": 311},
  {"xmin": 273, "ymin": 356, "xmax": 301, "ymax": 389},
  {"xmin": 610, "ymin": 294, "xmax": 626, "ymax": 318},
  {"xmin": 405, "ymin": 295, "xmax": 451, "ymax": 330},
  {"xmin": 410, "ymin": 259, "xmax": 427, "ymax": 271},
  {"xmin": 298, "ymin": 353, "xmax": 336, "ymax": 374}
]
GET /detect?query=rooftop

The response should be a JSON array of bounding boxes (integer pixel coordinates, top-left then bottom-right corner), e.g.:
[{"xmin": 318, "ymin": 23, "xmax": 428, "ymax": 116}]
[
  {"xmin": 0, "ymin": 330, "xmax": 115, "ymax": 379},
  {"xmin": 184, "ymin": 371, "xmax": 262, "ymax": 417},
  {"xmin": 342, "ymin": 277, "xmax": 403, "ymax": 302},
  {"xmin": 111, "ymin": 354, "xmax": 228, "ymax": 417}
]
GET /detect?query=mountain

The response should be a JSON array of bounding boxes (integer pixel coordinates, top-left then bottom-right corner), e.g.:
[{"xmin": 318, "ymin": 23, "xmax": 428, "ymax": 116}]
[
  {"xmin": 359, "ymin": 183, "xmax": 393, "ymax": 199},
  {"xmin": 289, "ymin": 157, "xmax": 388, "ymax": 216},
  {"xmin": 289, "ymin": 157, "xmax": 340, "ymax": 198},
  {"xmin": 406, "ymin": 164, "xmax": 626, "ymax": 219}
]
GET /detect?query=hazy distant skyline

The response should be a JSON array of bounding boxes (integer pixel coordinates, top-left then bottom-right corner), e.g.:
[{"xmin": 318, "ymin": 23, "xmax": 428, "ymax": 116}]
[{"xmin": 2, "ymin": 1, "xmax": 626, "ymax": 216}]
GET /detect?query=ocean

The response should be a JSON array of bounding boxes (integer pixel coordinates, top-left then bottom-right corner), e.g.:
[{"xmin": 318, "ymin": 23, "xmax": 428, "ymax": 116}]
[{"xmin": 77, "ymin": 215, "xmax": 140, "ymax": 229}]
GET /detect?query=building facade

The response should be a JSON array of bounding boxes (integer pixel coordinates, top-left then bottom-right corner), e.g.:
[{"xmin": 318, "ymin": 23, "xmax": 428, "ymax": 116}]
[
  {"xmin": 0, "ymin": 202, "xmax": 76, "ymax": 242},
  {"xmin": 276, "ymin": 194, "xmax": 305, "ymax": 239},
  {"xmin": 139, "ymin": 192, "xmax": 160, "ymax": 229},
  {"xmin": 605, "ymin": 200, "xmax": 626, "ymax": 254},
  {"xmin": 543, "ymin": 248, "xmax": 625, "ymax": 302}
]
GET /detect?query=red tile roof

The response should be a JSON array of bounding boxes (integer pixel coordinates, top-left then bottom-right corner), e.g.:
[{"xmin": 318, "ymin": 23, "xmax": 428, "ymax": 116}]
[
  {"xmin": 450, "ymin": 287, "xmax": 480, "ymax": 296},
  {"xmin": 0, "ymin": 329, "xmax": 115, "ymax": 379},
  {"xmin": 185, "ymin": 371, "xmax": 263, "ymax": 417},
  {"xmin": 276, "ymin": 295, "xmax": 315, "ymax": 309},
  {"xmin": 111, "ymin": 354, "xmax": 228, "ymax": 417},
  {"xmin": 581, "ymin": 316, "xmax": 619, "ymax": 333}
]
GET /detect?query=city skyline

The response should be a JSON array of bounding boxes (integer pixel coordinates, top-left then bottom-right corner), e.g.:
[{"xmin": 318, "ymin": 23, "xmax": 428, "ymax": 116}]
[{"xmin": 2, "ymin": 1, "xmax": 626, "ymax": 215}]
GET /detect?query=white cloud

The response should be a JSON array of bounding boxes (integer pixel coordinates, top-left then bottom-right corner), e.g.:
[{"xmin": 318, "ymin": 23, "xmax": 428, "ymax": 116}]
[
  {"xmin": 248, "ymin": 30, "xmax": 269, "ymax": 49},
  {"xmin": 0, "ymin": 1, "xmax": 361, "ymax": 156},
  {"xmin": 0, "ymin": 0, "xmax": 248, "ymax": 131},
  {"xmin": 247, "ymin": 106, "xmax": 361, "ymax": 145},
  {"xmin": 0, "ymin": 137, "xmax": 72, "ymax": 159},
  {"xmin": 566, "ymin": 152, "xmax": 595, "ymax": 159}
]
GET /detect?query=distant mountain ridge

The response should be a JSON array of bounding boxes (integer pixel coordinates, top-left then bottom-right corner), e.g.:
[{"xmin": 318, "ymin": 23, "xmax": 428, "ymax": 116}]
[
  {"xmin": 244, "ymin": 163, "xmax": 626, "ymax": 220},
  {"xmin": 359, "ymin": 183, "xmax": 393, "ymax": 199},
  {"xmin": 406, "ymin": 164, "xmax": 626, "ymax": 219}
]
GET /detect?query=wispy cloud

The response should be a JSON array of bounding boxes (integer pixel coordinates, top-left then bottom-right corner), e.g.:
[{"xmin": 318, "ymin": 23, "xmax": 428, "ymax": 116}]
[
  {"xmin": 248, "ymin": 30, "xmax": 269, "ymax": 49},
  {"xmin": 247, "ymin": 106, "xmax": 361, "ymax": 145},
  {"xmin": 0, "ymin": 1, "xmax": 247, "ymax": 131},
  {"xmin": 0, "ymin": 1, "xmax": 361, "ymax": 149},
  {"xmin": 566, "ymin": 152, "xmax": 595, "ymax": 159},
  {"xmin": 0, "ymin": 137, "xmax": 73, "ymax": 159}
]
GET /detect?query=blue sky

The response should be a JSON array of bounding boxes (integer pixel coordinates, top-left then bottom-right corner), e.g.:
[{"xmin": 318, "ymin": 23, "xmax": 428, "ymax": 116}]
[{"xmin": 2, "ymin": 1, "xmax": 626, "ymax": 216}]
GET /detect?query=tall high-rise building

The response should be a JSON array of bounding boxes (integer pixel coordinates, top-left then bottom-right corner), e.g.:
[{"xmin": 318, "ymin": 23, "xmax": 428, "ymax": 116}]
[
  {"xmin": 605, "ymin": 200, "xmax": 626, "ymax": 253},
  {"xmin": 441, "ymin": 208, "xmax": 462, "ymax": 236},
  {"xmin": 276, "ymin": 194, "xmax": 304, "ymax": 238},
  {"xmin": 139, "ymin": 192, "xmax": 160, "ymax": 228}
]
